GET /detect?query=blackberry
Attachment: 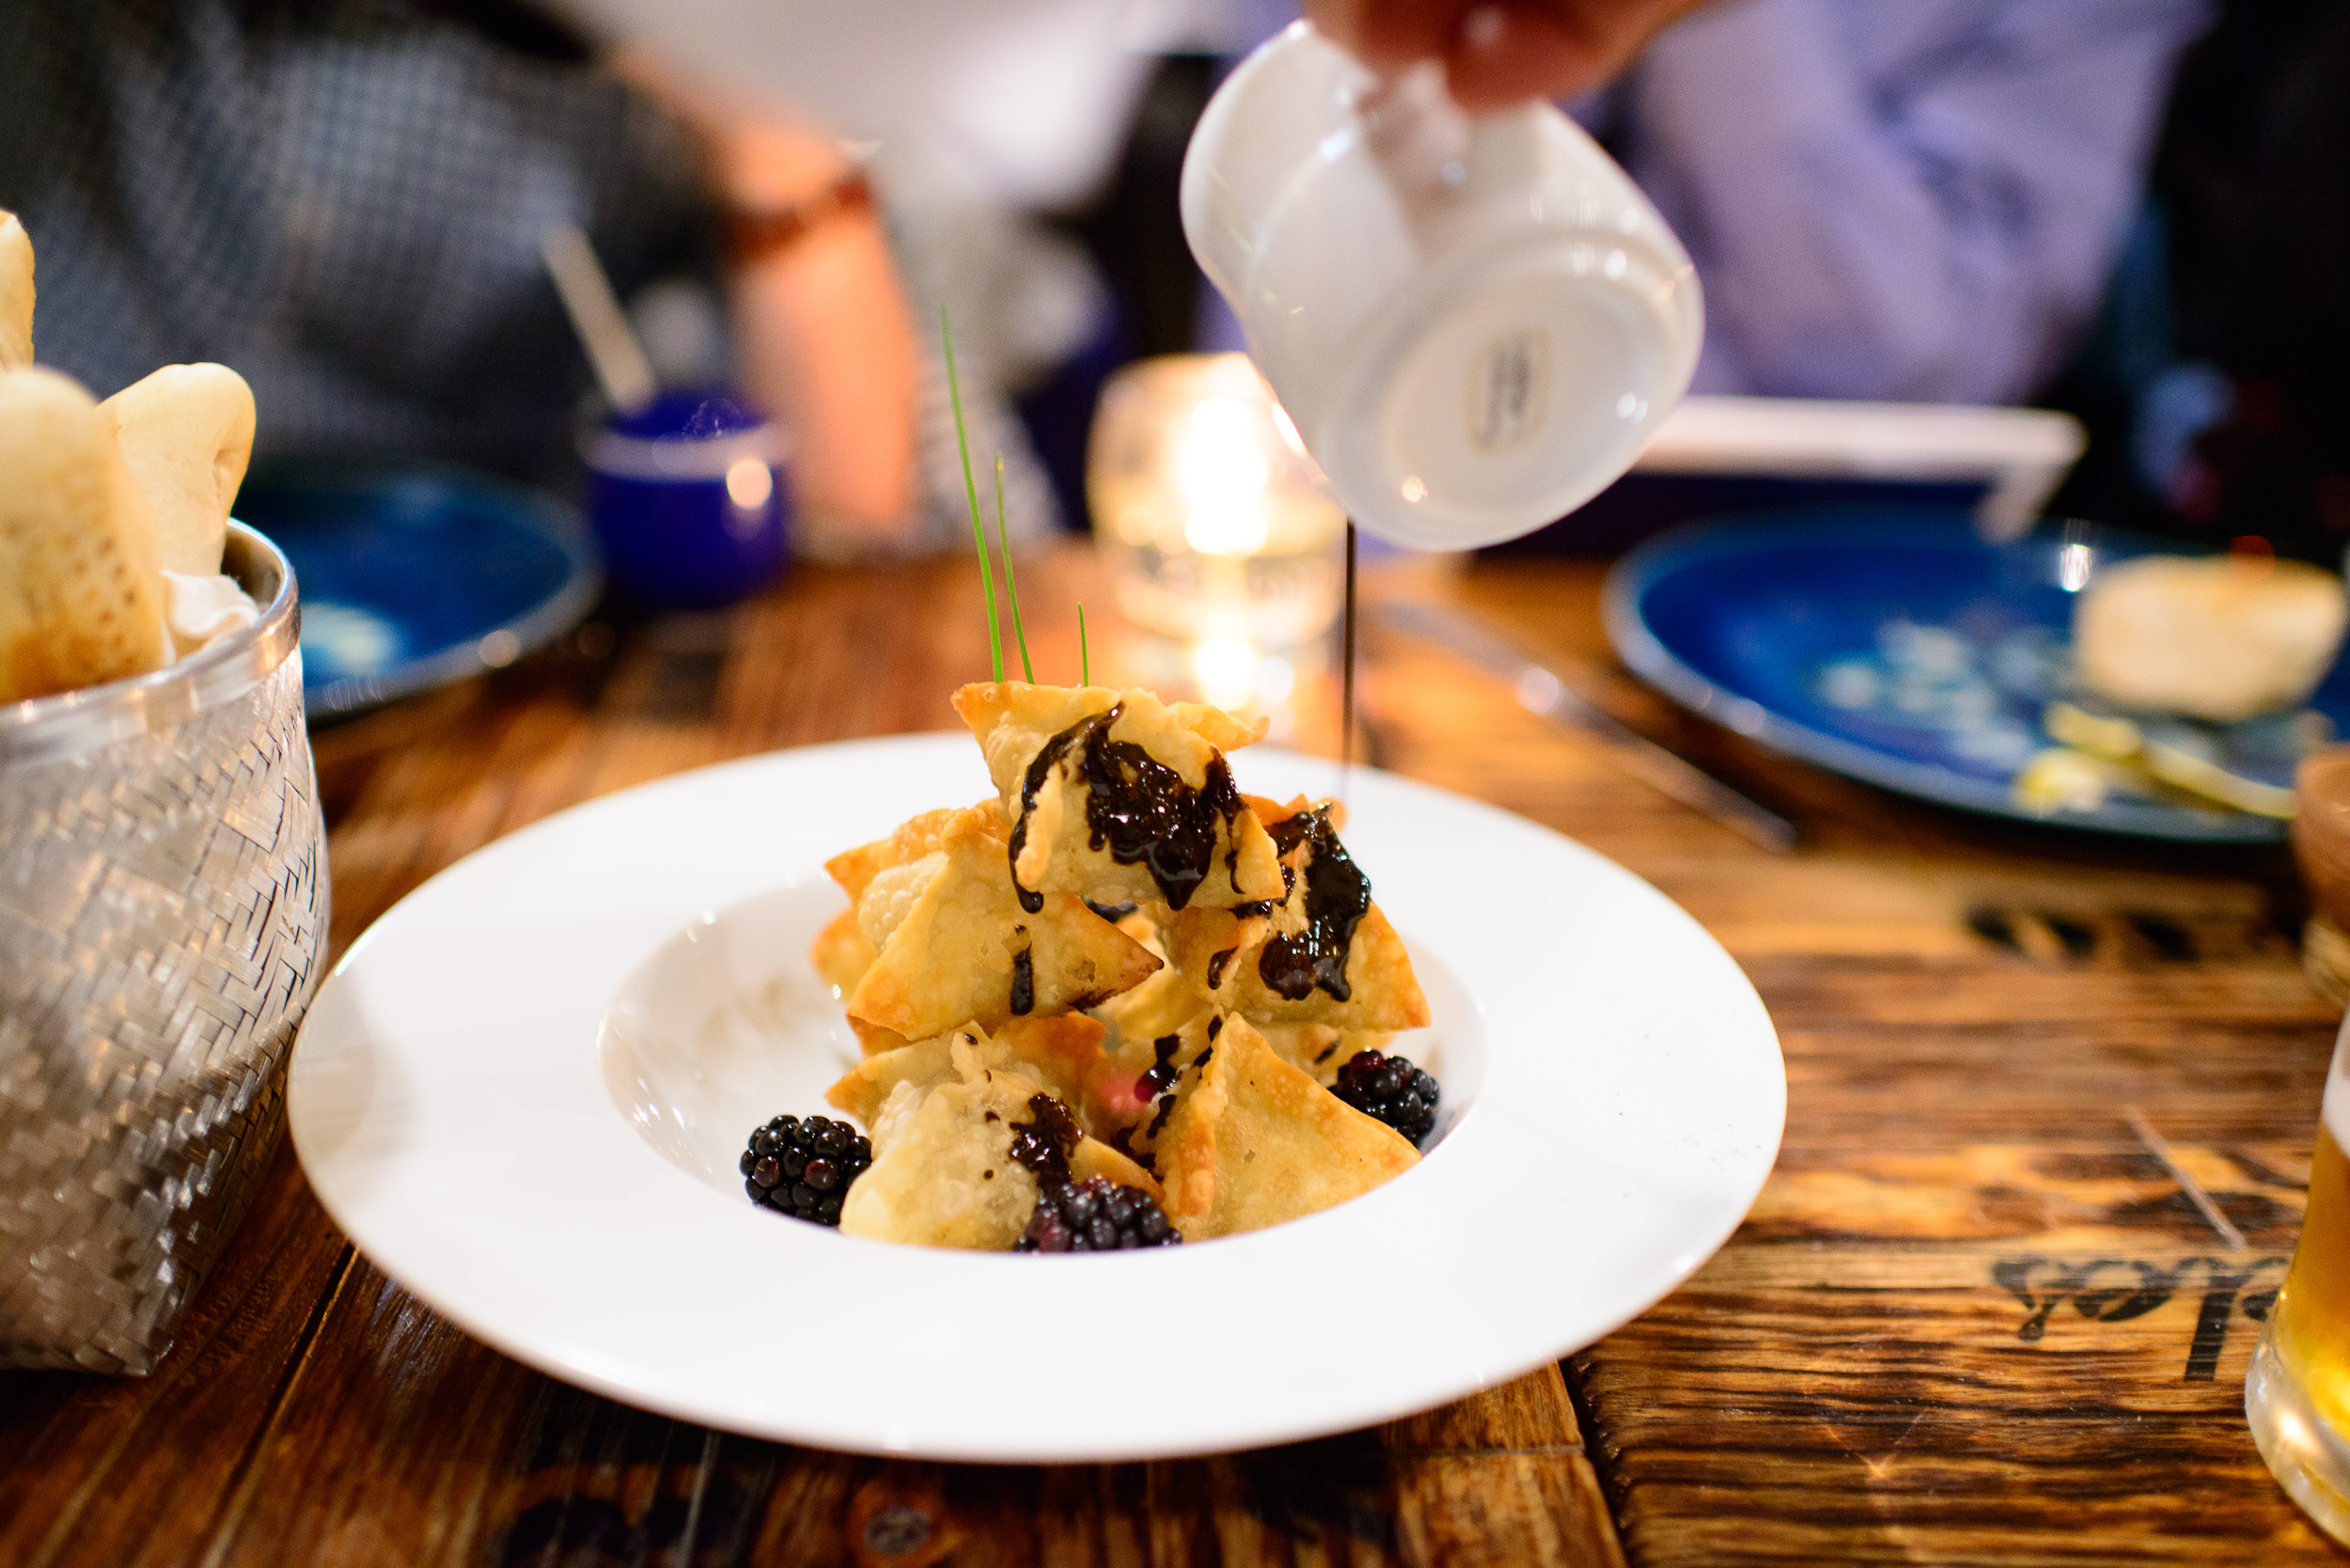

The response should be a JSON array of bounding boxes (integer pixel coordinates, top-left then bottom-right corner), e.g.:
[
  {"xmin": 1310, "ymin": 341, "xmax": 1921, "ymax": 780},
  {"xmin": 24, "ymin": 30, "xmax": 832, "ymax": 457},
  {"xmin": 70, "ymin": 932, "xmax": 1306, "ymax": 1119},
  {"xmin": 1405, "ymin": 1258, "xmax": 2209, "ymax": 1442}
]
[
  {"xmin": 1015, "ymin": 1177, "xmax": 1181, "ymax": 1252},
  {"xmin": 740, "ymin": 1113, "xmax": 870, "ymax": 1225},
  {"xmin": 1331, "ymin": 1049, "xmax": 1440, "ymax": 1147}
]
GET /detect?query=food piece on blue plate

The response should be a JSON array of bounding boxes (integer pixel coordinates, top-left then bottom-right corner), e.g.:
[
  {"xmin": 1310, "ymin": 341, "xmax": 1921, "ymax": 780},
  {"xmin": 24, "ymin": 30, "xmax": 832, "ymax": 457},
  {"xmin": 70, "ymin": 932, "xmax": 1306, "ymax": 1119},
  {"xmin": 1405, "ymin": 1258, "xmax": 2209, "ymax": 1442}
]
[
  {"xmin": 2075, "ymin": 555, "xmax": 2348, "ymax": 724},
  {"xmin": 829, "ymin": 1020, "xmax": 1159, "ymax": 1249},
  {"xmin": 826, "ymin": 804, "xmax": 1160, "ymax": 1042},
  {"xmin": 1160, "ymin": 796, "xmax": 1429, "ymax": 1036},
  {"xmin": 950, "ymin": 682, "xmax": 1287, "ymax": 913},
  {"xmin": 1150, "ymin": 1013, "xmax": 1418, "ymax": 1241}
]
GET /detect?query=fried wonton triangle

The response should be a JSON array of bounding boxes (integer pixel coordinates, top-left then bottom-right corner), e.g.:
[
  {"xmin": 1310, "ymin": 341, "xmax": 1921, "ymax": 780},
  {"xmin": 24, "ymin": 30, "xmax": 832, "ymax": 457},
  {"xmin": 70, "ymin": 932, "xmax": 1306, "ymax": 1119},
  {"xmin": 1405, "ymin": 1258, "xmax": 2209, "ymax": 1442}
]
[
  {"xmin": 950, "ymin": 682, "xmax": 1285, "ymax": 911},
  {"xmin": 1259, "ymin": 1023, "xmax": 1393, "ymax": 1086},
  {"xmin": 1152, "ymin": 1015, "xmax": 1418, "ymax": 1241},
  {"xmin": 824, "ymin": 808, "xmax": 962, "ymax": 905},
  {"xmin": 836, "ymin": 805, "xmax": 1162, "ymax": 1041},
  {"xmin": 1161, "ymin": 797, "xmax": 1429, "ymax": 1034},
  {"xmin": 836, "ymin": 1025, "xmax": 1158, "ymax": 1249},
  {"xmin": 1088, "ymin": 1006, "xmax": 1224, "ymax": 1163},
  {"xmin": 826, "ymin": 1015, "xmax": 1107, "ymax": 1127},
  {"xmin": 809, "ymin": 907, "xmax": 877, "ymax": 997},
  {"xmin": 808, "ymin": 907, "xmax": 910, "ymax": 1054}
]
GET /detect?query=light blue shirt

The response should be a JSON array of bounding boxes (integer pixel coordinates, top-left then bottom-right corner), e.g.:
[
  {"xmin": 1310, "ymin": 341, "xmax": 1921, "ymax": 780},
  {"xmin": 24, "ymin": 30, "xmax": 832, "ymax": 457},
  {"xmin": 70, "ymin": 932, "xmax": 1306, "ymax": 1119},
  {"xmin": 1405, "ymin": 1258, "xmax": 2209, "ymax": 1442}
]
[{"xmin": 1607, "ymin": 0, "xmax": 2209, "ymax": 404}]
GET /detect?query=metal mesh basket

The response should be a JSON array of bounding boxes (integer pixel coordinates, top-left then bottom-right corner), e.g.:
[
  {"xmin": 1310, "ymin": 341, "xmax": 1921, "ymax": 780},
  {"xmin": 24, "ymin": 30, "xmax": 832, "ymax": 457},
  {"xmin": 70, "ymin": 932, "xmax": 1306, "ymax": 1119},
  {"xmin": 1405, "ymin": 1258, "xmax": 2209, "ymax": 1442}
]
[{"xmin": 0, "ymin": 524, "xmax": 328, "ymax": 1372}]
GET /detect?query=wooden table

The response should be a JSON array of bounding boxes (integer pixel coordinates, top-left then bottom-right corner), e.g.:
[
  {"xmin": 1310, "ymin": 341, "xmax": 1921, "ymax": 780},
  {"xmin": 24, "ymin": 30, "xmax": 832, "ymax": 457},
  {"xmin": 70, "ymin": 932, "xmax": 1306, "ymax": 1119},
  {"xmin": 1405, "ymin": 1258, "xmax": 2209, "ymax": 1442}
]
[{"xmin": 5, "ymin": 547, "xmax": 2344, "ymax": 1565}]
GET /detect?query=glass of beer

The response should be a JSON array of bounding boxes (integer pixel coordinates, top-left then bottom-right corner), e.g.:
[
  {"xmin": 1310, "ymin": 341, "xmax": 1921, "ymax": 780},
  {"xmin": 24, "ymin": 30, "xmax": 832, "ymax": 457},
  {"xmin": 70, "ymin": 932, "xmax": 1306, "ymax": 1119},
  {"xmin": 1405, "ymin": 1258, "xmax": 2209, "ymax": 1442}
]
[{"xmin": 2248, "ymin": 1011, "xmax": 2350, "ymax": 1541}]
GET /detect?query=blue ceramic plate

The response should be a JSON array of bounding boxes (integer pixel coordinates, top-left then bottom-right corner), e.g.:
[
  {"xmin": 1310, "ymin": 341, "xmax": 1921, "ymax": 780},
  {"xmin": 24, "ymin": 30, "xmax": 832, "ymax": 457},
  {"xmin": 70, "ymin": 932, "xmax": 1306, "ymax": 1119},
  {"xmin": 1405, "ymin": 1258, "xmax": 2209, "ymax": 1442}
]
[
  {"xmin": 236, "ymin": 459, "xmax": 602, "ymax": 720},
  {"xmin": 1603, "ymin": 506, "xmax": 2350, "ymax": 843}
]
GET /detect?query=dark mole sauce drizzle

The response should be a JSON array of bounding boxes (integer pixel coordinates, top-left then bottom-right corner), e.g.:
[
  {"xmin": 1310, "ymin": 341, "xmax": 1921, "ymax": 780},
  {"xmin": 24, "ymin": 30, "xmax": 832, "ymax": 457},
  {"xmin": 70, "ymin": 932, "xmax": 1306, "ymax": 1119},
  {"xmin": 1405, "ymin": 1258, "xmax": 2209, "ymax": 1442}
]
[
  {"xmin": 1258, "ymin": 807, "xmax": 1371, "ymax": 1003},
  {"xmin": 1008, "ymin": 704, "xmax": 1248, "ymax": 914},
  {"xmin": 1138, "ymin": 1033, "xmax": 1183, "ymax": 1099},
  {"xmin": 1146, "ymin": 1092, "xmax": 1179, "ymax": 1140},
  {"xmin": 1009, "ymin": 947, "xmax": 1035, "ymax": 1015},
  {"xmin": 1106, "ymin": 1123, "xmax": 1152, "ymax": 1174},
  {"xmin": 1008, "ymin": 1093, "xmax": 1080, "ymax": 1184}
]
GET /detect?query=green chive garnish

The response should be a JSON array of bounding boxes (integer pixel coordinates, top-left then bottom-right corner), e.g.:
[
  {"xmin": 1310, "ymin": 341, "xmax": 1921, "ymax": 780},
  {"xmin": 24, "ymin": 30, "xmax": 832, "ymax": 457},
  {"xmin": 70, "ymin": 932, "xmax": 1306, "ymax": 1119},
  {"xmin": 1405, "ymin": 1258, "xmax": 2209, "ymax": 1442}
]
[
  {"xmin": 941, "ymin": 307, "xmax": 1002, "ymax": 683},
  {"xmin": 995, "ymin": 454, "xmax": 1033, "ymax": 682},
  {"xmin": 1078, "ymin": 604, "xmax": 1089, "ymax": 686}
]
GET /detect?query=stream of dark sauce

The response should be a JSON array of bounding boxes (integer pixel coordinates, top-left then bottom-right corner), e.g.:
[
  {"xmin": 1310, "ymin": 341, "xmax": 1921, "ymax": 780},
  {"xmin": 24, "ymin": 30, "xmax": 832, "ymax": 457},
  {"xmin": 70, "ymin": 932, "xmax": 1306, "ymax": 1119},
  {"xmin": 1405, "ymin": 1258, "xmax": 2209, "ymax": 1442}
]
[
  {"xmin": 1257, "ymin": 806, "xmax": 1371, "ymax": 1003},
  {"xmin": 1341, "ymin": 521, "xmax": 1357, "ymax": 776},
  {"xmin": 1009, "ymin": 703, "xmax": 1249, "ymax": 913},
  {"xmin": 1008, "ymin": 1093, "xmax": 1079, "ymax": 1184}
]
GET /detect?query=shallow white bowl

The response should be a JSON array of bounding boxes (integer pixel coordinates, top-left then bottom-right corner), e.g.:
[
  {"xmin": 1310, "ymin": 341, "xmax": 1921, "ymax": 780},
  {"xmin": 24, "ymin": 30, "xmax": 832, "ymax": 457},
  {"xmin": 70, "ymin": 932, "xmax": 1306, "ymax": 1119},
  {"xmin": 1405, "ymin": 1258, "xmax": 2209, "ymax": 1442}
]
[{"xmin": 290, "ymin": 735, "xmax": 1781, "ymax": 1461}]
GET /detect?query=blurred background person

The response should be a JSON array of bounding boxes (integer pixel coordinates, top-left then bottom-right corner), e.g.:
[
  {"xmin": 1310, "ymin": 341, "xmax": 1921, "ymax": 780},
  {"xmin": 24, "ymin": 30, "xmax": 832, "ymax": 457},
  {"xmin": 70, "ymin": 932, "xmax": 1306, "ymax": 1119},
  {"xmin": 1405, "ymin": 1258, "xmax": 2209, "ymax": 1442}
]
[
  {"xmin": 1208, "ymin": 0, "xmax": 2208, "ymax": 412},
  {"xmin": 2049, "ymin": 0, "xmax": 2350, "ymax": 565},
  {"xmin": 0, "ymin": 0, "xmax": 926, "ymax": 553}
]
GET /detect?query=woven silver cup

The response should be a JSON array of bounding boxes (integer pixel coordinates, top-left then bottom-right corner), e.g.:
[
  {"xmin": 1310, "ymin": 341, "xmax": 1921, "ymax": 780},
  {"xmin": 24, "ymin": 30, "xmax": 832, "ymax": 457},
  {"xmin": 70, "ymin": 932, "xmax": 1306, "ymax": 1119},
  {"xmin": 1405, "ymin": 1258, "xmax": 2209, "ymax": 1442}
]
[{"xmin": 0, "ymin": 525, "xmax": 328, "ymax": 1372}]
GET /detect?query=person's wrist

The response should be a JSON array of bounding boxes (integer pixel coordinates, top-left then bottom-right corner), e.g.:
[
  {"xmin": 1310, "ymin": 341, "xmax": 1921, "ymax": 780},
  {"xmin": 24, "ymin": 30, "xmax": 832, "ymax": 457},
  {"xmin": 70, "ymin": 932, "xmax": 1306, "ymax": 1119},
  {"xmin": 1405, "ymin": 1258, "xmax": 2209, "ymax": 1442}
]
[
  {"xmin": 725, "ymin": 168, "xmax": 877, "ymax": 266},
  {"xmin": 711, "ymin": 125, "xmax": 853, "ymax": 210}
]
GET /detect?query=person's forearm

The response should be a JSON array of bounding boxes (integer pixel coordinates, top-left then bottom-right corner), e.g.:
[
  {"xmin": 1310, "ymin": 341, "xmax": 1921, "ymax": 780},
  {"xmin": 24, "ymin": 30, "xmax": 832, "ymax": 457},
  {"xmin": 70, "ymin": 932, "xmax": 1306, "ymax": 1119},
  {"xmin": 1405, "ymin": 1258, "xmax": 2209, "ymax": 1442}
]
[
  {"xmin": 707, "ymin": 123, "xmax": 917, "ymax": 537},
  {"xmin": 614, "ymin": 50, "xmax": 920, "ymax": 540},
  {"xmin": 727, "ymin": 206, "xmax": 918, "ymax": 535}
]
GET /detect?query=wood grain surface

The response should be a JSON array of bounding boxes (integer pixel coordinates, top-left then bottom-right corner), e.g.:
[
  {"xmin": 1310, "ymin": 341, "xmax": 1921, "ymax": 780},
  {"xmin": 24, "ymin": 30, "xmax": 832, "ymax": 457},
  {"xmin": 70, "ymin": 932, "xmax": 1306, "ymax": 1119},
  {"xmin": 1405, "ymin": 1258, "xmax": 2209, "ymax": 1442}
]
[{"xmin": 3, "ymin": 548, "xmax": 2343, "ymax": 1565}]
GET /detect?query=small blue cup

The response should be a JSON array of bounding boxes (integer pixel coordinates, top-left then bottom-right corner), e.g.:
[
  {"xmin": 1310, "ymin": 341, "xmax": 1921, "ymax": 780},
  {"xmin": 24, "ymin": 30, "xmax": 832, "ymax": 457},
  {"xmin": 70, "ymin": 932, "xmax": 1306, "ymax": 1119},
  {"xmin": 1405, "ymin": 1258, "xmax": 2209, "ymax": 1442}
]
[{"xmin": 582, "ymin": 390, "xmax": 789, "ymax": 609}]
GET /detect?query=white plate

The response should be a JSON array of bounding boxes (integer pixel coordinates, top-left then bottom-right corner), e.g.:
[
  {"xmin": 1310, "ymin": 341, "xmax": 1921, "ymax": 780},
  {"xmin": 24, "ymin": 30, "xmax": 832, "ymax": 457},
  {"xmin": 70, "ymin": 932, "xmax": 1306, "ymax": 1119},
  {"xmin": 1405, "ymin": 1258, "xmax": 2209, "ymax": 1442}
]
[{"xmin": 289, "ymin": 735, "xmax": 1782, "ymax": 1462}]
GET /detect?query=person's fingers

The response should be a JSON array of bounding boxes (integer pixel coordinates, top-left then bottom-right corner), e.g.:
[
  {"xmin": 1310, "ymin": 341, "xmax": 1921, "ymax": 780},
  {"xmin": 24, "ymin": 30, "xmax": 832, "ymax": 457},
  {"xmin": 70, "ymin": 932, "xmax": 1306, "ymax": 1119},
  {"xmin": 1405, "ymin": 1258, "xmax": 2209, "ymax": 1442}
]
[
  {"xmin": 1304, "ymin": 0, "xmax": 1465, "ymax": 74},
  {"xmin": 1310, "ymin": 0, "xmax": 1714, "ymax": 110}
]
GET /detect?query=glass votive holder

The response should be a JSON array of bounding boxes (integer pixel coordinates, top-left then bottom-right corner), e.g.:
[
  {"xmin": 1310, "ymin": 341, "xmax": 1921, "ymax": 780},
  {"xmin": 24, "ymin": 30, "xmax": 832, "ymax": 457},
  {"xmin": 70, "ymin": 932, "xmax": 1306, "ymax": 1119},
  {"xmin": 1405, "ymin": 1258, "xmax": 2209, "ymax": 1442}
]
[
  {"xmin": 1087, "ymin": 353, "xmax": 1345, "ymax": 650},
  {"xmin": 582, "ymin": 389, "xmax": 789, "ymax": 609}
]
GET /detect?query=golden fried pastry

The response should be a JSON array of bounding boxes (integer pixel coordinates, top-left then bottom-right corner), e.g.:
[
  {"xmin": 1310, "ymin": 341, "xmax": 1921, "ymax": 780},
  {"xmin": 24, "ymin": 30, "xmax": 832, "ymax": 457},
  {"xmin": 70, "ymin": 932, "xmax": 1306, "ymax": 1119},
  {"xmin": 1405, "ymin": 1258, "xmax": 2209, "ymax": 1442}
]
[
  {"xmin": 1089, "ymin": 937, "xmax": 1210, "ymax": 1046},
  {"xmin": 1088, "ymin": 1006, "xmax": 1223, "ymax": 1164},
  {"xmin": 835, "ymin": 1024, "xmax": 1157, "ymax": 1249},
  {"xmin": 799, "ymin": 683, "xmax": 1436, "ymax": 1250},
  {"xmin": 1259, "ymin": 1023, "xmax": 1393, "ymax": 1086},
  {"xmin": 1153, "ymin": 1015, "xmax": 1418, "ymax": 1240},
  {"xmin": 825, "ymin": 1015, "xmax": 1108, "ymax": 1126},
  {"xmin": 807, "ymin": 908, "xmax": 910, "ymax": 1054},
  {"xmin": 0, "ymin": 212, "xmax": 31, "ymax": 369},
  {"xmin": 837, "ymin": 805, "xmax": 1162, "ymax": 1041},
  {"xmin": 0, "ymin": 367, "xmax": 168, "ymax": 701},
  {"xmin": 2076, "ymin": 555, "xmax": 2349, "ymax": 723},
  {"xmin": 1162, "ymin": 797, "xmax": 1429, "ymax": 1035},
  {"xmin": 101, "ymin": 363, "xmax": 257, "ymax": 576},
  {"xmin": 824, "ymin": 807, "xmax": 963, "ymax": 903},
  {"xmin": 809, "ymin": 906, "xmax": 878, "ymax": 997},
  {"xmin": 950, "ymin": 682, "xmax": 1286, "ymax": 912}
]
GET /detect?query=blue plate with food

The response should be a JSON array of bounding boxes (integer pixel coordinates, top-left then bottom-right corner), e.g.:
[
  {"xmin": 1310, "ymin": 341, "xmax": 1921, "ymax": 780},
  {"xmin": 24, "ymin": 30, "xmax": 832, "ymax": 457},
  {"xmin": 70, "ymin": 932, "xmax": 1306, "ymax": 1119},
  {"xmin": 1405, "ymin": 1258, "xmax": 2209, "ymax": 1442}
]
[
  {"xmin": 1603, "ymin": 506, "xmax": 2350, "ymax": 842},
  {"xmin": 234, "ymin": 458, "xmax": 601, "ymax": 720}
]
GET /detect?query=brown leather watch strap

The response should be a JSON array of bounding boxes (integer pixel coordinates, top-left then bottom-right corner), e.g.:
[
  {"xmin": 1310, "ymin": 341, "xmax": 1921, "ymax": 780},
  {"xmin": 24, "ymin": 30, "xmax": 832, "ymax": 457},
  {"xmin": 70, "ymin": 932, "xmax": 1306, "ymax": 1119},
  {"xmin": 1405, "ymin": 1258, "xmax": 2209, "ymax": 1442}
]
[{"xmin": 725, "ymin": 170, "xmax": 875, "ymax": 262}]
